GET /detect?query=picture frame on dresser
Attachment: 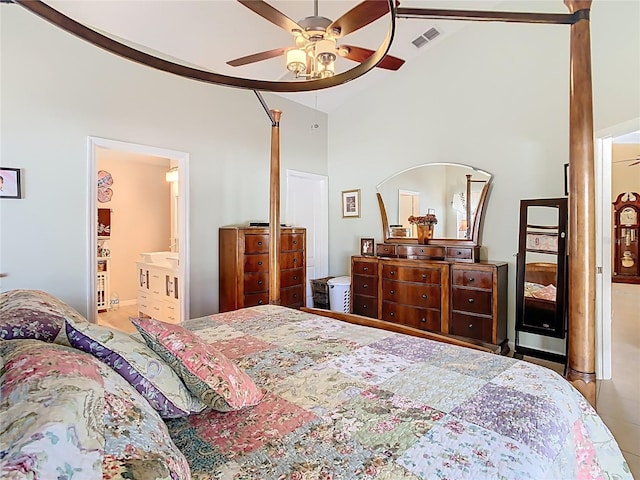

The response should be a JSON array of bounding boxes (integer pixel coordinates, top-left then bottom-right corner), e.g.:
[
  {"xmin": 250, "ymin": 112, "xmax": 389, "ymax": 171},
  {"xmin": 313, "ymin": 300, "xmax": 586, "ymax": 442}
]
[
  {"xmin": 360, "ymin": 238, "xmax": 375, "ymax": 256},
  {"xmin": 342, "ymin": 189, "xmax": 360, "ymax": 218}
]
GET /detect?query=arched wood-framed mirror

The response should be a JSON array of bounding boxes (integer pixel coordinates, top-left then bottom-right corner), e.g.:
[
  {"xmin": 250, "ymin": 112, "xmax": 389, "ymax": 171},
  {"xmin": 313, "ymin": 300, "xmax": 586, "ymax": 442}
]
[{"xmin": 376, "ymin": 163, "xmax": 492, "ymax": 252}]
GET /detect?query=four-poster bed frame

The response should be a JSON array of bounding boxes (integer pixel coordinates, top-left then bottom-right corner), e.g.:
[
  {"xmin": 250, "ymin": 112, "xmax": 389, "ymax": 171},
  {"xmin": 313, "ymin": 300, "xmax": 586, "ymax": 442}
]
[{"xmin": 15, "ymin": 0, "xmax": 598, "ymax": 406}]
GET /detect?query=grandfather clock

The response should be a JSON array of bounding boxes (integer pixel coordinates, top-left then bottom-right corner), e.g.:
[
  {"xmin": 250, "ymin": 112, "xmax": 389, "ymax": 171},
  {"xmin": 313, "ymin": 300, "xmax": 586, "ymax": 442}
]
[{"xmin": 612, "ymin": 192, "xmax": 640, "ymax": 283}]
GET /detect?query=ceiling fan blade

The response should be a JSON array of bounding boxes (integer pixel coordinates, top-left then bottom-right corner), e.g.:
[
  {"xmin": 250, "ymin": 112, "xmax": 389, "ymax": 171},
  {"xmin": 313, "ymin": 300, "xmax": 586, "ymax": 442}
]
[
  {"xmin": 630, "ymin": 160, "xmax": 640, "ymax": 166},
  {"xmin": 237, "ymin": 0, "xmax": 303, "ymax": 33},
  {"xmin": 340, "ymin": 45, "xmax": 405, "ymax": 70},
  {"xmin": 227, "ymin": 47, "xmax": 287, "ymax": 67},
  {"xmin": 328, "ymin": 0, "xmax": 397, "ymax": 37}
]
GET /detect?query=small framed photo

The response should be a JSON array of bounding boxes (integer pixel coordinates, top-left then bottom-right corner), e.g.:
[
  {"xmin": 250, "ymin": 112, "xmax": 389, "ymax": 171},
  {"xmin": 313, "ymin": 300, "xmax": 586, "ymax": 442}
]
[
  {"xmin": 0, "ymin": 168, "xmax": 22, "ymax": 199},
  {"xmin": 342, "ymin": 189, "xmax": 360, "ymax": 218},
  {"xmin": 360, "ymin": 237, "xmax": 375, "ymax": 256}
]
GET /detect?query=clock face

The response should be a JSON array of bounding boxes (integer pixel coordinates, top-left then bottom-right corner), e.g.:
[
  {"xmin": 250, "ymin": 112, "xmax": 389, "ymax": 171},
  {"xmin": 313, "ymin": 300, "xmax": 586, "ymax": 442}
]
[{"xmin": 620, "ymin": 207, "xmax": 637, "ymax": 226}]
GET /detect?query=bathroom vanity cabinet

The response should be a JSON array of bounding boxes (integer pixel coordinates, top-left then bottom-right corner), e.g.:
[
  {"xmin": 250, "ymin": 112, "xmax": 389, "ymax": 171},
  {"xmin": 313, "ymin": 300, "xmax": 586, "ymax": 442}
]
[{"xmin": 136, "ymin": 262, "xmax": 180, "ymax": 324}]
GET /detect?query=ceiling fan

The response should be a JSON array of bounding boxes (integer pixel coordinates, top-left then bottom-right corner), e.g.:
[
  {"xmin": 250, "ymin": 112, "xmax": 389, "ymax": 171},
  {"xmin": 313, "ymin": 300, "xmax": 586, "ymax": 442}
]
[
  {"xmin": 614, "ymin": 155, "xmax": 640, "ymax": 167},
  {"xmin": 227, "ymin": 0, "xmax": 405, "ymax": 80}
]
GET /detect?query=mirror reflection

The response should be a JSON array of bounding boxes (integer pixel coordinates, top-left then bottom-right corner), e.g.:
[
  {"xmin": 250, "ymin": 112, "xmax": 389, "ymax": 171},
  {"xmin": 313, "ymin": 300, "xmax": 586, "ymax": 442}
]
[{"xmin": 376, "ymin": 163, "xmax": 492, "ymax": 240}]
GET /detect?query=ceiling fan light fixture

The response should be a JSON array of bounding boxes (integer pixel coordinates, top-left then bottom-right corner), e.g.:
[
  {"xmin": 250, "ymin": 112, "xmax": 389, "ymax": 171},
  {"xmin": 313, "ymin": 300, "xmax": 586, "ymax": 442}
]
[{"xmin": 286, "ymin": 48, "xmax": 307, "ymax": 74}]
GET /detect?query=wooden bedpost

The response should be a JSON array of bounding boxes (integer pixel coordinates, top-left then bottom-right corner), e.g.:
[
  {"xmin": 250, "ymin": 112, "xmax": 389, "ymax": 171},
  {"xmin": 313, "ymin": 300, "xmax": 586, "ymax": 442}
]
[
  {"xmin": 269, "ymin": 109, "xmax": 282, "ymax": 305},
  {"xmin": 564, "ymin": 0, "xmax": 596, "ymax": 407}
]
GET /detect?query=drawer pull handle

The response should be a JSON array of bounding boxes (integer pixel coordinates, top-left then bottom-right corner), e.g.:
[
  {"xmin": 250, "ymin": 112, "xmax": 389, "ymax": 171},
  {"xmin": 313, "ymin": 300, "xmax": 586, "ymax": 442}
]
[
  {"xmin": 422, "ymin": 274, "xmax": 427, "ymax": 279},
  {"xmin": 258, "ymin": 261, "xmax": 263, "ymax": 266},
  {"xmin": 258, "ymin": 241, "xmax": 263, "ymax": 246},
  {"xmin": 390, "ymin": 271, "xmax": 395, "ymax": 276},
  {"xmin": 293, "ymin": 240, "xmax": 297, "ymax": 245},
  {"xmin": 362, "ymin": 305, "xmax": 367, "ymax": 309},
  {"xmin": 363, "ymin": 267, "xmax": 368, "ymax": 271},
  {"xmin": 456, "ymin": 251, "xmax": 462, "ymax": 255},
  {"xmin": 390, "ymin": 312, "xmax": 395, "ymax": 317},
  {"xmin": 258, "ymin": 300, "xmax": 264, "ymax": 305},
  {"xmin": 293, "ymin": 276, "xmax": 298, "ymax": 280},
  {"xmin": 293, "ymin": 258, "xmax": 297, "ymax": 263},
  {"xmin": 293, "ymin": 293, "xmax": 297, "ymax": 298},
  {"xmin": 468, "ymin": 298, "xmax": 475, "ymax": 303},
  {"xmin": 468, "ymin": 323, "xmax": 474, "ymax": 329},
  {"xmin": 421, "ymin": 318, "xmax": 426, "ymax": 323},
  {"xmin": 258, "ymin": 280, "xmax": 263, "ymax": 285},
  {"xmin": 421, "ymin": 294, "xmax": 427, "ymax": 299},
  {"xmin": 468, "ymin": 277, "xmax": 475, "ymax": 282},
  {"xmin": 363, "ymin": 284, "xmax": 368, "ymax": 289}
]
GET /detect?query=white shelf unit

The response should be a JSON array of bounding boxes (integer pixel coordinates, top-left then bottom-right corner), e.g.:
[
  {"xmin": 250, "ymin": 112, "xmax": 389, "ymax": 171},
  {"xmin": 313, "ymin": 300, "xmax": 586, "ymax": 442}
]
[
  {"xmin": 97, "ymin": 270, "xmax": 109, "ymax": 311},
  {"xmin": 97, "ymin": 235, "xmax": 111, "ymax": 311}
]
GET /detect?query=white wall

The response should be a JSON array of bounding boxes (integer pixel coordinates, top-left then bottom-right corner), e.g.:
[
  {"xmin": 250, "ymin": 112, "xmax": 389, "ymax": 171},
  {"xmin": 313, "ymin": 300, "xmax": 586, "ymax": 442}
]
[
  {"xmin": 0, "ymin": 6, "xmax": 328, "ymax": 317},
  {"xmin": 328, "ymin": 0, "xmax": 640, "ymax": 343}
]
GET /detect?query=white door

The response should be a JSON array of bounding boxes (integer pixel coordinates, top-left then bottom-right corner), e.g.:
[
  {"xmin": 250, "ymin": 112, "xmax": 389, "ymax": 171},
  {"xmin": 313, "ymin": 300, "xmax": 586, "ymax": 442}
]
[{"xmin": 286, "ymin": 170, "xmax": 329, "ymax": 307}]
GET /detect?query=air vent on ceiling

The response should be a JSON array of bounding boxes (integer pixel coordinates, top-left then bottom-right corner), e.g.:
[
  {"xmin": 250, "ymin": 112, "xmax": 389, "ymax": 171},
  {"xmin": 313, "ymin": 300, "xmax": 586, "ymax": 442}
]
[{"xmin": 411, "ymin": 27, "xmax": 441, "ymax": 48}]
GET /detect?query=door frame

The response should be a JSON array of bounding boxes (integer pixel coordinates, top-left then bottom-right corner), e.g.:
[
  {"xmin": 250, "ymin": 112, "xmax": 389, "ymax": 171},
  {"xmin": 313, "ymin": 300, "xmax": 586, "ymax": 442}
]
[
  {"xmin": 594, "ymin": 117, "xmax": 640, "ymax": 379},
  {"xmin": 87, "ymin": 137, "xmax": 190, "ymax": 323}
]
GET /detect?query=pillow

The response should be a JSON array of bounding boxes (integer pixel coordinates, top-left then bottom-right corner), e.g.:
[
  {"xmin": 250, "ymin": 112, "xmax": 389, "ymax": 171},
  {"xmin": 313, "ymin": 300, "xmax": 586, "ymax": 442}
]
[
  {"xmin": 65, "ymin": 317, "xmax": 206, "ymax": 418},
  {"xmin": 0, "ymin": 339, "xmax": 191, "ymax": 480},
  {"xmin": 0, "ymin": 289, "xmax": 87, "ymax": 345},
  {"xmin": 0, "ymin": 339, "xmax": 104, "ymax": 479},
  {"xmin": 132, "ymin": 316, "xmax": 264, "ymax": 412}
]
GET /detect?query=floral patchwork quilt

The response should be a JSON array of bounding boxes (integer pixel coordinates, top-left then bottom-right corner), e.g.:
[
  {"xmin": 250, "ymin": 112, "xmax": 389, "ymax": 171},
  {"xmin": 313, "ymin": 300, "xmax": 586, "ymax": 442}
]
[{"xmin": 166, "ymin": 305, "xmax": 631, "ymax": 480}]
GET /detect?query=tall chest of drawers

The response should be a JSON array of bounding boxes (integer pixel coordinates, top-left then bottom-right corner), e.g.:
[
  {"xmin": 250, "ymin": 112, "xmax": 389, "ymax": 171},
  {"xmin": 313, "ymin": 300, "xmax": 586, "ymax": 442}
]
[
  {"xmin": 351, "ymin": 256, "xmax": 508, "ymax": 351},
  {"xmin": 219, "ymin": 226, "xmax": 306, "ymax": 312}
]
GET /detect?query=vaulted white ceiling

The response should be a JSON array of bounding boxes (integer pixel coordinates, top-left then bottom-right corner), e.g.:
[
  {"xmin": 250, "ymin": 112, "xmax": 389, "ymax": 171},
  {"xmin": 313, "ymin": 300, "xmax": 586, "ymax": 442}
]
[{"xmin": 46, "ymin": 0, "xmax": 568, "ymax": 112}]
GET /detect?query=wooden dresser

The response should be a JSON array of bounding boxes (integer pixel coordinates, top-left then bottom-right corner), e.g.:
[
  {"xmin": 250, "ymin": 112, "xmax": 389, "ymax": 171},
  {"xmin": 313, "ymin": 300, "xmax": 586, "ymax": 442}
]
[
  {"xmin": 351, "ymin": 256, "xmax": 508, "ymax": 351},
  {"xmin": 219, "ymin": 226, "xmax": 306, "ymax": 312}
]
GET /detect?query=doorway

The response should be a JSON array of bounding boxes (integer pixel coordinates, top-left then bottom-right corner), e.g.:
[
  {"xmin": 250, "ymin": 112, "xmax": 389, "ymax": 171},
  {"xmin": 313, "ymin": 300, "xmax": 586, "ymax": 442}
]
[
  {"xmin": 285, "ymin": 170, "xmax": 329, "ymax": 307},
  {"xmin": 87, "ymin": 137, "xmax": 190, "ymax": 324},
  {"xmin": 595, "ymin": 118, "xmax": 640, "ymax": 379}
]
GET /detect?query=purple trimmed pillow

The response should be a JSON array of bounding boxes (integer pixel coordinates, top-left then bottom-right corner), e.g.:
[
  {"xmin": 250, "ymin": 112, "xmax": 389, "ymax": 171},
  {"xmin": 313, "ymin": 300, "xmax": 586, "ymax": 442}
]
[
  {"xmin": 0, "ymin": 289, "xmax": 87, "ymax": 344},
  {"xmin": 65, "ymin": 318, "xmax": 206, "ymax": 418}
]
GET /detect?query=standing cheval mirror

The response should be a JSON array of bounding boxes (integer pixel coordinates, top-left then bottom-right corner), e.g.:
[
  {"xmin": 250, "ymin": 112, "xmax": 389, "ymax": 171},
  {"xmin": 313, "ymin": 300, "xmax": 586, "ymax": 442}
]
[{"xmin": 514, "ymin": 198, "xmax": 568, "ymax": 364}]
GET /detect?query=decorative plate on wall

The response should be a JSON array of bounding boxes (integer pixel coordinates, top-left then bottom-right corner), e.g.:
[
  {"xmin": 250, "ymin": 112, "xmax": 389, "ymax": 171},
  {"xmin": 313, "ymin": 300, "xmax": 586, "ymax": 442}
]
[{"xmin": 97, "ymin": 170, "xmax": 113, "ymax": 203}]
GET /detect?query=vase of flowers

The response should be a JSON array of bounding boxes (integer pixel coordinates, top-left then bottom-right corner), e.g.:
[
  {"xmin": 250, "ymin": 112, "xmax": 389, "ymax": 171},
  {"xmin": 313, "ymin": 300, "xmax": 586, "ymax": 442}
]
[{"xmin": 408, "ymin": 213, "xmax": 438, "ymax": 244}]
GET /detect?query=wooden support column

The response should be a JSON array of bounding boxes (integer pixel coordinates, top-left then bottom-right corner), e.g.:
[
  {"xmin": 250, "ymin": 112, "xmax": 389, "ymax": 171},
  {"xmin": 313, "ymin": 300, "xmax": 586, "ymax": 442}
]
[
  {"xmin": 269, "ymin": 109, "xmax": 282, "ymax": 305},
  {"xmin": 564, "ymin": 0, "xmax": 596, "ymax": 407}
]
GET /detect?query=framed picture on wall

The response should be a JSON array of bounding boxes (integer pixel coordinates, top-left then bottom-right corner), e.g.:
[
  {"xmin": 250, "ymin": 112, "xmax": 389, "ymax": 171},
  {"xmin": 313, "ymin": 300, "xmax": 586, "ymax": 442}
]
[
  {"xmin": 360, "ymin": 237, "xmax": 375, "ymax": 256},
  {"xmin": 342, "ymin": 189, "xmax": 360, "ymax": 218},
  {"xmin": 0, "ymin": 167, "xmax": 22, "ymax": 199},
  {"xmin": 564, "ymin": 163, "xmax": 569, "ymax": 196}
]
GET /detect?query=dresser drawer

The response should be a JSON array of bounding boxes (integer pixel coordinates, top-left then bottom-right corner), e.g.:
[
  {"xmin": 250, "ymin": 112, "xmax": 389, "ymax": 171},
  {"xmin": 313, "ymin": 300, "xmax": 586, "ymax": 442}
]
[
  {"xmin": 281, "ymin": 285, "xmax": 304, "ymax": 308},
  {"xmin": 451, "ymin": 269, "xmax": 493, "ymax": 289},
  {"xmin": 381, "ymin": 301, "xmax": 441, "ymax": 332},
  {"xmin": 352, "ymin": 294, "xmax": 378, "ymax": 318},
  {"xmin": 352, "ymin": 260, "xmax": 378, "ymax": 276},
  {"xmin": 281, "ymin": 233, "xmax": 304, "ymax": 251},
  {"xmin": 446, "ymin": 247, "xmax": 473, "ymax": 261},
  {"xmin": 382, "ymin": 281, "xmax": 440, "ymax": 309},
  {"xmin": 352, "ymin": 274, "xmax": 378, "ymax": 296},
  {"xmin": 244, "ymin": 254, "xmax": 269, "ymax": 272},
  {"xmin": 451, "ymin": 288, "xmax": 493, "ymax": 315},
  {"xmin": 450, "ymin": 312, "xmax": 493, "ymax": 343},
  {"xmin": 281, "ymin": 268, "xmax": 304, "ymax": 288},
  {"xmin": 376, "ymin": 244, "xmax": 397, "ymax": 257},
  {"xmin": 244, "ymin": 272, "xmax": 268, "ymax": 293},
  {"xmin": 281, "ymin": 251, "xmax": 304, "ymax": 269},
  {"xmin": 244, "ymin": 234, "xmax": 269, "ymax": 253},
  {"xmin": 398, "ymin": 245, "xmax": 445, "ymax": 259},
  {"xmin": 244, "ymin": 292, "xmax": 269, "ymax": 307},
  {"xmin": 381, "ymin": 264, "xmax": 441, "ymax": 284}
]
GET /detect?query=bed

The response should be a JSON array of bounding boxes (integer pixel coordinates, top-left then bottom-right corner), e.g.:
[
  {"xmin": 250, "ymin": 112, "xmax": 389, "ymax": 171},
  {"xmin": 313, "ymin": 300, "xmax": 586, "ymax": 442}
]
[{"xmin": 163, "ymin": 305, "xmax": 628, "ymax": 479}]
